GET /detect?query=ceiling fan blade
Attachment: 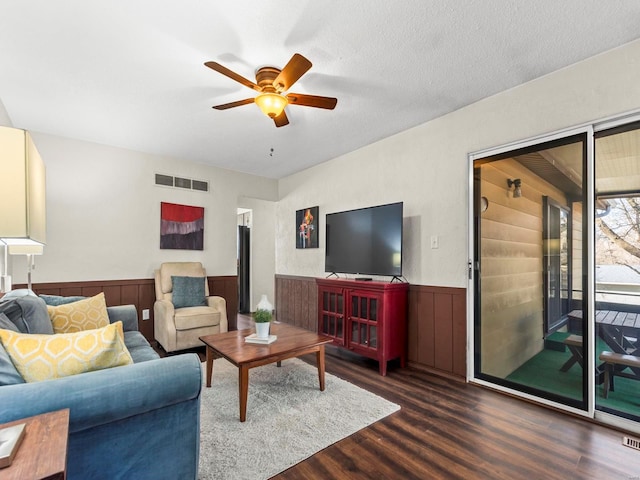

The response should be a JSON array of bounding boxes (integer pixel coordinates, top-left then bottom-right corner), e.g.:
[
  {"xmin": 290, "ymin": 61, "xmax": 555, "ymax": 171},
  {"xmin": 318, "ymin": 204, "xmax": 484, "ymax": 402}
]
[
  {"xmin": 212, "ymin": 98, "xmax": 255, "ymax": 110},
  {"xmin": 273, "ymin": 110, "xmax": 289, "ymax": 128},
  {"xmin": 204, "ymin": 61, "xmax": 261, "ymax": 92},
  {"xmin": 286, "ymin": 93, "xmax": 337, "ymax": 110},
  {"xmin": 273, "ymin": 54, "xmax": 312, "ymax": 92}
]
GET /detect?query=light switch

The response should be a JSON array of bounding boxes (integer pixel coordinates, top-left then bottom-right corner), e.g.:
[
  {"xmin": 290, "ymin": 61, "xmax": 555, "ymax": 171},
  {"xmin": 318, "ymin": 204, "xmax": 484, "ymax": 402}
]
[{"xmin": 430, "ymin": 235, "xmax": 439, "ymax": 249}]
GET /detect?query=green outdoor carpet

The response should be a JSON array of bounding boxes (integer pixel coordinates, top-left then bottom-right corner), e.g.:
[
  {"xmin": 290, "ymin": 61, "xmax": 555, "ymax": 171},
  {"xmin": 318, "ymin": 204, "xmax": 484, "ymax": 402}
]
[{"xmin": 506, "ymin": 332, "xmax": 640, "ymax": 417}]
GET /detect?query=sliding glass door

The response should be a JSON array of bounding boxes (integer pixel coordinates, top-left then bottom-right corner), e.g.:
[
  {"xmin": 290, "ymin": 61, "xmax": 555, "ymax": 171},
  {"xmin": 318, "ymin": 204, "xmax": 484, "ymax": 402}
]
[
  {"xmin": 473, "ymin": 133, "xmax": 588, "ymax": 410},
  {"xmin": 472, "ymin": 116, "xmax": 640, "ymax": 431},
  {"xmin": 594, "ymin": 122, "xmax": 640, "ymax": 421}
]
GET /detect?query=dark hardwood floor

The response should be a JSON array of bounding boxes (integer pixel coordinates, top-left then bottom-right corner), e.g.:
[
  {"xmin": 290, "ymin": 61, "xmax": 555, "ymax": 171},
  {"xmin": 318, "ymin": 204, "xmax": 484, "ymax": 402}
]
[
  {"xmin": 157, "ymin": 316, "xmax": 640, "ymax": 479},
  {"xmin": 275, "ymin": 348, "xmax": 640, "ymax": 480}
]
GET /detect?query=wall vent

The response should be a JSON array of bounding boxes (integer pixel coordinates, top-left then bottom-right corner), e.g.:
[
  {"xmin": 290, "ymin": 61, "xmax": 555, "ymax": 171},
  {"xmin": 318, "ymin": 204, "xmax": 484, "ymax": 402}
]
[
  {"xmin": 174, "ymin": 177, "xmax": 192, "ymax": 189},
  {"xmin": 192, "ymin": 180, "xmax": 208, "ymax": 192},
  {"xmin": 155, "ymin": 173, "xmax": 209, "ymax": 193},
  {"xmin": 623, "ymin": 436, "xmax": 640, "ymax": 451},
  {"xmin": 155, "ymin": 174, "xmax": 173, "ymax": 187}
]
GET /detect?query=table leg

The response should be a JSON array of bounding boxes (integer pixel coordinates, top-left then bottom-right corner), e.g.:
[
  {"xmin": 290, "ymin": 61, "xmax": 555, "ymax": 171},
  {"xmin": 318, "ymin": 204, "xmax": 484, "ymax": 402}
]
[
  {"xmin": 206, "ymin": 347, "xmax": 214, "ymax": 388},
  {"xmin": 317, "ymin": 345, "xmax": 326, "ymax": 391},
  {"xmin": 603, "ymin": 364, "xmax": 611, "ymax": 398},
  {"xmin": 560, "ymin": 344, "xmax": 584, "ymax": 372},
  {"xmin": 599, "ymin": 325, "xmax": 627, "ymax": 355},
  {"xmin": 239, "ymin": 366, "xmax": 249, "ymax": 422}
]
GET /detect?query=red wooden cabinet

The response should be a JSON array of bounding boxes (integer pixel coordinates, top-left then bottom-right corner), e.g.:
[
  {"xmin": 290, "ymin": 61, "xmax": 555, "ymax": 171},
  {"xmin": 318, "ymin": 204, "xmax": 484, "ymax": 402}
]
[
  {"xmin": 318, "ymin": 283, "xmax": 346, "ymax": 346},
  {"xmin": 317, "ymin": 278, "xmax": 408, "ymax": 376}
]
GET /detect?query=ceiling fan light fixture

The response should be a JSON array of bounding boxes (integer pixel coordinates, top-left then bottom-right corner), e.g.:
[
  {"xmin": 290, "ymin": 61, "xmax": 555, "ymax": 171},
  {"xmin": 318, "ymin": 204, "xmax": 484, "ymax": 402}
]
[
  {"xmin": 206, "ymin": 54, "xmax": 336, "ymax": 126},
  {"xmin": 255, "ymin": 92, "xmax": 288, "ymax": 118}
]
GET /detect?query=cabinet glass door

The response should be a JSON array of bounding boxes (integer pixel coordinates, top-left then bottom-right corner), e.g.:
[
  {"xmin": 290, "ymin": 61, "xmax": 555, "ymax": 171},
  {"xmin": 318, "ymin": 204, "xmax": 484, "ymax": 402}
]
[
  {"xmin": 349, "ymin": 292, "xmax": 379, "ymax": 350},
  {"xmin": 320, "ymin": 288, "xmax": 344, "ymax": 345}
]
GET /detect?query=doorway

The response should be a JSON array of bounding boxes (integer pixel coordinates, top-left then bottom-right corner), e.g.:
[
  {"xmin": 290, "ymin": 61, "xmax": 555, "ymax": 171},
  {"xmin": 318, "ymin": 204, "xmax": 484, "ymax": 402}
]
[{"xmin": 237, "ymin": 208, "xmax": 251, "ymax": 314}]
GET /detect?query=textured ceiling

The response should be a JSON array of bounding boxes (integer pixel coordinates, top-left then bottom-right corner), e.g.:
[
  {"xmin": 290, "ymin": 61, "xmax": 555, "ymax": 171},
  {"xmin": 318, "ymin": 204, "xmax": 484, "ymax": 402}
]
[{"xmin": 2, "ymin": 1, "xmax": 640, "ymax": 179}]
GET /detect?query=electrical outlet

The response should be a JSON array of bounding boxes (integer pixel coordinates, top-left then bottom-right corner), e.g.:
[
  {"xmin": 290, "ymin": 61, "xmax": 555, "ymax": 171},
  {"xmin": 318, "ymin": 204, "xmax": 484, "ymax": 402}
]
[
  {"xmin": 430, "ymin": 235, "xmax": 439, "ymax": 249},
  {"xmin": 142, "ymin": 309, "xmax": 150, "ymax": 320}
]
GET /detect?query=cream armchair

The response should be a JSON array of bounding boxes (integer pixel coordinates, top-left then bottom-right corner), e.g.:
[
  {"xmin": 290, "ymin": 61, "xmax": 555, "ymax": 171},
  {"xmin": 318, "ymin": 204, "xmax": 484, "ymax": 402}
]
[{"xmin": 154, "ymin": 262, "xmax": 228, "ymax": 353}]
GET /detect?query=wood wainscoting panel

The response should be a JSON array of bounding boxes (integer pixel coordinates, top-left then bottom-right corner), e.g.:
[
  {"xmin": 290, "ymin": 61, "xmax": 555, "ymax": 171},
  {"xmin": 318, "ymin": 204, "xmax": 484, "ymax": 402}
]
[
  {"xmin": 434, "ymin": 292, "xmax": 454, "ymax": 372},
  {"xmin": 409, "ymin": 288, "xmax": 434, "ymax": 367},
  {"xmin": 408, "ymin": 285, "xmax": 467, "ymax": 379},
  {"xmin": 137, "ymin": 282, "xmax": 156, "ymax": 340},
  {"xmin": 275, "ymin": 274, "xmax": 317, "ymax": 332},
  {"xmin": 275, "ymin": 275, "xmax": 466, "ymax": 379},
  {"xmin": 19, "ymin": 275, "xmax": 238, "ymax": 341},
  {"xmin": 208, "ymin": 276, "xmax": 238, "ymax": 331}
]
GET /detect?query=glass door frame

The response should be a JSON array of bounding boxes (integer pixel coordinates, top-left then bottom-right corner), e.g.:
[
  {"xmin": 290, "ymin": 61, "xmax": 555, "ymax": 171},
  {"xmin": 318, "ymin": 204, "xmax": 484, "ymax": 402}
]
[
  {"xmin": 467, "ymin": 124, "xmax": 596, "ymax": 419},
  {"xmin": 592, "ymin": 111, "xmax": 640, "ymax": 432}
]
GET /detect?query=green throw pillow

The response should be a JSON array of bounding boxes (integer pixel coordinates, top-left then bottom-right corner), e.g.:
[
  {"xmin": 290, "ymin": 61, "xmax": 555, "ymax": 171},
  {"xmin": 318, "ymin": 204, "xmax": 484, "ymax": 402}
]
[{"xmin": 171, "ymin": 276, "xmax": 207, "ymax": 308}]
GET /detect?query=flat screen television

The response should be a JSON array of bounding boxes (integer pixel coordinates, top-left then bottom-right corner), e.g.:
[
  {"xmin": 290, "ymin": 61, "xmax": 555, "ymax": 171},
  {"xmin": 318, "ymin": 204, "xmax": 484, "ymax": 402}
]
[{"xmin": 325, "ymin": 202, "xmax": 403, "ymax": 277}]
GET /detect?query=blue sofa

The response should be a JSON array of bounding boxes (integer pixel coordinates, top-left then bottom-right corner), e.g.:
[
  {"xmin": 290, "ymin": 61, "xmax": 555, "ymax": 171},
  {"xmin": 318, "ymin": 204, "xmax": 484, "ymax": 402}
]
[{"xmin": 0, "ymin": 295, "xmax": 202, "ymax": 480}]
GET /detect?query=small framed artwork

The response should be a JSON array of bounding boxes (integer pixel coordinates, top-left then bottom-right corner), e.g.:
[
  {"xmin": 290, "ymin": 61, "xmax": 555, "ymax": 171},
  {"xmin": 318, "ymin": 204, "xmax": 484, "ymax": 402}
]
[
  {"xmin": 296, "ymin": 206, "xmax": 319, "ymax": 249},
  {"xmin": 160, "ymin": 202, "xmax": 204, "ymax": 250}
]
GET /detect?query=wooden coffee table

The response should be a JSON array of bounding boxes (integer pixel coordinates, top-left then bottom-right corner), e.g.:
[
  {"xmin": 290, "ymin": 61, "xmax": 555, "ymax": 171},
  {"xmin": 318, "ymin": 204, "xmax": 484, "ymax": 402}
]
[{"xmin": 200, "ymin": 323, "xmax": 332, "ymax": 422}]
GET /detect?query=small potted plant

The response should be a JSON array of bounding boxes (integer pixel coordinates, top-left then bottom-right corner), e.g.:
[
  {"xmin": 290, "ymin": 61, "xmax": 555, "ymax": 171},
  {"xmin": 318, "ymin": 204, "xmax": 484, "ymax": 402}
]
[{"xmin": 253, "ymin": 308, "xmax": 273, "ymax": 339}]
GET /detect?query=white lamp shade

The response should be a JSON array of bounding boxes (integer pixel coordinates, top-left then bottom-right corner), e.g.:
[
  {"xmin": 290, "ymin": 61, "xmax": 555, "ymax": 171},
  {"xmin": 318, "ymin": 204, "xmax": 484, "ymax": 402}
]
[
  {"xmin": 0, "ymin": 126, "xmax": 46, "ymax": 245},
  {"xmin": 7, "ymin": 243, "xmax": 44, "ymax": 255}
]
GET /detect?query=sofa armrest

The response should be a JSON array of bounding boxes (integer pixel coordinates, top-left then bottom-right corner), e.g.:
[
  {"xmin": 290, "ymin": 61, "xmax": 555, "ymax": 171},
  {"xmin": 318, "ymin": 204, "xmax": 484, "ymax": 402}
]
[
  {"xmin": 0, "ymin": 353, "xmax": 202, "ymax": 433},
  {"xmin": 107, "ymin": 304, "xmax": 138, "ymax": 332}
]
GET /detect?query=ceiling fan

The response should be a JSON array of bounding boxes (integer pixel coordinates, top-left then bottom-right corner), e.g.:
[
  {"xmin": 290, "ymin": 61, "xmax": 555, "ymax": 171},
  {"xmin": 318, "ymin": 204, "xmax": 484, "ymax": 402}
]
[{"xmin": 204, "ymin": 53, "xmax": 337, "ymax": 127}]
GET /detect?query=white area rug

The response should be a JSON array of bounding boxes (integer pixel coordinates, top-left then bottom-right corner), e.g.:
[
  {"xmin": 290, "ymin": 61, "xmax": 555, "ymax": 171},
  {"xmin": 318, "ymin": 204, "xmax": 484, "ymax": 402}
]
[{"xmin": 197, "ymin": 357, "xmax": 400, "ymax": 480}]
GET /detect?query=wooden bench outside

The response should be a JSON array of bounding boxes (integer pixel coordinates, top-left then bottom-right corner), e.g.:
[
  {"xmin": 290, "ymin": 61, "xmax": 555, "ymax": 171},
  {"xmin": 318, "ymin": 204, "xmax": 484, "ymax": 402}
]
[
  {"xmin": 560, "ymin": 334, "xmax": 583, "ymax": 372},
  {"xmin": 599, "ymin": 351, "xmax": 640, "ymax": 398}
]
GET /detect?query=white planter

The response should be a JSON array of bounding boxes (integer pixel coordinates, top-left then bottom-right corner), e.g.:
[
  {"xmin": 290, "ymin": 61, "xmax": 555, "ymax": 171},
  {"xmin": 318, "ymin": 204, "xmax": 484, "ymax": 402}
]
[{"xmin": 255, "ymin": 322, "xmax": 271, "ymax": 339}]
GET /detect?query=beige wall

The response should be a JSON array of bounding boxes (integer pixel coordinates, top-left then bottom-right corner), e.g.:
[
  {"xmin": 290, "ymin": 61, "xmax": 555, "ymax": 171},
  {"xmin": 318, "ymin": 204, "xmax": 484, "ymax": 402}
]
[
  {"xmin": 276, "ymin": 39, "xmax": 640, "ymax": 288},
  {"xmin": 9, "ymin": 132, "xmax": 278, "ymax": 285},
  {"xmin": 0, "ymin": 98, "xmax": 12, "ymax": 128},
  {"xmin": 0, "ymin": 99, "xmax": 11, "ymax": 281},
  {"xmin": 238, "ymin": 196, "xmax": 276, "ymax": 311}
]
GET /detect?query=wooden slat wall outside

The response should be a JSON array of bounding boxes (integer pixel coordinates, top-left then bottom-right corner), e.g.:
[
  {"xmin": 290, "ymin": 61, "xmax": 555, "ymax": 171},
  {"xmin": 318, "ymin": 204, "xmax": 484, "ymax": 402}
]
[
  {"xmin": 277, "ymin": 274, "xmax": 467, "ymax": 379},
  {"xmin": 479, "ymin": 159, "xmax": 568, "ymax": 378},
  {"xmin": 21, "ymin": 275, "xmax": 238, "ymax": 341}
]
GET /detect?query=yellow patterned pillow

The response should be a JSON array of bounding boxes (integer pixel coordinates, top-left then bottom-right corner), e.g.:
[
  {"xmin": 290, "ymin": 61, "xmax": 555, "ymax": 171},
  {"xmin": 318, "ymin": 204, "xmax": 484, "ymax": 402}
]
[
  {"xmin": 0, "ymin": 321, "xmax": 133, "ymax": 382},
  {"xmin": 48, "ymin": 292, "xmax": 110, "ymax": 333}
]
